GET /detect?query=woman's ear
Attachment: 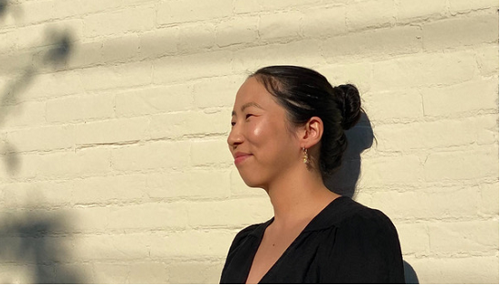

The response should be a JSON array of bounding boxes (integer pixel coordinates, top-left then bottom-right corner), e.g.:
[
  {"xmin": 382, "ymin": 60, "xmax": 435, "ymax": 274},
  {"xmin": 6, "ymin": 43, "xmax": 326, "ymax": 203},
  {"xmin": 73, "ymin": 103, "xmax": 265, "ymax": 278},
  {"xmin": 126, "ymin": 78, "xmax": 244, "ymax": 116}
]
[{"xmin": 299, "ymin": 116, "xmax": 323, "ymax": 148}]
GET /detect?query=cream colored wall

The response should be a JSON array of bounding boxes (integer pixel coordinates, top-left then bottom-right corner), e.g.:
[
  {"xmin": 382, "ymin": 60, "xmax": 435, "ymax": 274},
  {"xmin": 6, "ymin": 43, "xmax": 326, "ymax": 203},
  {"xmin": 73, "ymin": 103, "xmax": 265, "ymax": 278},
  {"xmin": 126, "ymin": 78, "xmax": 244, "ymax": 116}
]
[{"xmin": 0, "ymin": 0, "xmax": 498, "ymax": 283}]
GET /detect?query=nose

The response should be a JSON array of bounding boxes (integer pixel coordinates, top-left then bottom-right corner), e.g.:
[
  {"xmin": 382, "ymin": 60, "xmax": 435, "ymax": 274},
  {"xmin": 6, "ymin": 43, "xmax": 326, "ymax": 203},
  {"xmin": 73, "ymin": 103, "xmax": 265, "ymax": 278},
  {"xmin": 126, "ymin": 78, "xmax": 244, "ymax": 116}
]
[{"xmin": 227, "ymin": 124, "xmax": 243, "ymax": 149}]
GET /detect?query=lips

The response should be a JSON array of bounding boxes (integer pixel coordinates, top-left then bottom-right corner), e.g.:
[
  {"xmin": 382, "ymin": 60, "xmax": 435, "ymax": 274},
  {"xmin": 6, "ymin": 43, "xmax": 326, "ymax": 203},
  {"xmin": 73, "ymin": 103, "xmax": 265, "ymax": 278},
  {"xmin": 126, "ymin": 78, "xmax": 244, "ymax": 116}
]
[{"xmin": 234, "ymin": 152, "xmax": 252, "ymax": 165}]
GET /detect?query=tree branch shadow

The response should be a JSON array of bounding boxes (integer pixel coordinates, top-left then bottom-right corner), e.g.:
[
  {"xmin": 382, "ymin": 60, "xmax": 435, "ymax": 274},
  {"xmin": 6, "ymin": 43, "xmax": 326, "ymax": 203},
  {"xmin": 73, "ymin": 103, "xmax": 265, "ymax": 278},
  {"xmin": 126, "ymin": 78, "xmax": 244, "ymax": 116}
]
[
  {"xmin": 0, "ymin": 28, "xmax": 73, "ymax": 175},
  {"xmin": 0, "ymin": 208, "xmax": 87, "ymax": 283}
]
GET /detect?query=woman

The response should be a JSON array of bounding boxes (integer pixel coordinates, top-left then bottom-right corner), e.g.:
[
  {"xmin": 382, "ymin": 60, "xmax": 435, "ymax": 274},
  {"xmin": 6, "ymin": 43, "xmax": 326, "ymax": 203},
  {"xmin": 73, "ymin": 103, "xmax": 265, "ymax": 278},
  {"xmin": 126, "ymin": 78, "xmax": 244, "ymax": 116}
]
[{"xmin": 220, "ymin": 66, "xmax": 404, "ymax": 283}]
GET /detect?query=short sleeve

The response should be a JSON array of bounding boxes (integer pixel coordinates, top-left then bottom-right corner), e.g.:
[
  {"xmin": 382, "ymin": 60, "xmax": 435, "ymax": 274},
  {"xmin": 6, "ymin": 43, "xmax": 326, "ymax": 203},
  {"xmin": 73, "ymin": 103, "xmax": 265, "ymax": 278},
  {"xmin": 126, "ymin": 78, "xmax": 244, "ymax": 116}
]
[
  {"xmin": 320, "ymin": 209, "xmax": 405, "ymax": 283},
  {"xmin": 219, "ymin": 224, "xmax": 261, "ymax": 284}
]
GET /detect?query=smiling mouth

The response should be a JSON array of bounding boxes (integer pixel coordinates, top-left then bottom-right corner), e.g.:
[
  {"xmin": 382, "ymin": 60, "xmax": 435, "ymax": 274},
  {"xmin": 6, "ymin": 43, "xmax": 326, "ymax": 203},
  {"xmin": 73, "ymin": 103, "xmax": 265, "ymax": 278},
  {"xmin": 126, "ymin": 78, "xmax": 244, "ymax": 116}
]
[{"xmin": 234, "ymin": 154, "xmax": 252, "ymax": 165}]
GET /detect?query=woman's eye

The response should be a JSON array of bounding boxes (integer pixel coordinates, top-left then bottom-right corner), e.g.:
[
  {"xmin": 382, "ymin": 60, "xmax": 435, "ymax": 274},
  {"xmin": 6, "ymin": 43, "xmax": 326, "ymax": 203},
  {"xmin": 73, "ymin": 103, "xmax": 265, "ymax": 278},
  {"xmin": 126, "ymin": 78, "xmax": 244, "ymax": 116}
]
[
  {"xmin": 230, "ymin": 121, "xmax": 236, "ymax": 127},
  {"xmin": 245, "ymin": 114, "xmax": 253, "ymax": 120}
]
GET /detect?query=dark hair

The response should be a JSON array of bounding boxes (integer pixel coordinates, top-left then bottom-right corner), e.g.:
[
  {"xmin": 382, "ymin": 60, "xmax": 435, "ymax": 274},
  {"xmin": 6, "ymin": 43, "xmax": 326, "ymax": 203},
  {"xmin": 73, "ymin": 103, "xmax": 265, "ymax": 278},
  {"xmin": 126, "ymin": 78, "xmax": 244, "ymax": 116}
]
[{"xmin": 251, "ymin": 65, "xmax": 362, "ymax": 177}]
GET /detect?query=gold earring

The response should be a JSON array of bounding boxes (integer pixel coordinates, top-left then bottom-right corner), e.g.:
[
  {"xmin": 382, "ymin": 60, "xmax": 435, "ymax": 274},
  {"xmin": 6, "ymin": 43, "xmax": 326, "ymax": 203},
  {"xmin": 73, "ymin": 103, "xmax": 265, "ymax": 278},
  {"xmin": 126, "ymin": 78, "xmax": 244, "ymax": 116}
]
[{"xmin": 302, "ymin": 147, "xmax": 309, "ymax": 164}]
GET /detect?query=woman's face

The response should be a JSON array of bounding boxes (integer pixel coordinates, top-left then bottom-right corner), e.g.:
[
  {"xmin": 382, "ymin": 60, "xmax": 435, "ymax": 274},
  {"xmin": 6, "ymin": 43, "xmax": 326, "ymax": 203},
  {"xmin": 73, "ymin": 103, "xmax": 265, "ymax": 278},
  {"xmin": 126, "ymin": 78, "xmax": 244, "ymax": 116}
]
[{"xmin": 227, "ymin": 77, "xmax": 301, "ymax": 188}]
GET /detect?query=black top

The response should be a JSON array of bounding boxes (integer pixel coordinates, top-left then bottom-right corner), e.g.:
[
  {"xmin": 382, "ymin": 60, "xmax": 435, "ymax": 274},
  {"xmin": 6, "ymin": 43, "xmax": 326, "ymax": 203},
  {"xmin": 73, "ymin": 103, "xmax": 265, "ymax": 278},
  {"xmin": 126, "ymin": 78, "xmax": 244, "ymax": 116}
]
[{"xmin": 220, "ymin": 196, "xmax": 405, "ymax": 284}]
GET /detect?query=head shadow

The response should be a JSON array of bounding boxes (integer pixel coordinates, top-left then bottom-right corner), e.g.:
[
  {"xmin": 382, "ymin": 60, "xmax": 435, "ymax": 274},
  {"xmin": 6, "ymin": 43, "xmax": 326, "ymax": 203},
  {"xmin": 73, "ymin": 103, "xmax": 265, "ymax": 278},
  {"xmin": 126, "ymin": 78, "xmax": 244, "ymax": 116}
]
[{"xmin": 324, "ymin": 112, "xmax": 374, "ymax": 198}]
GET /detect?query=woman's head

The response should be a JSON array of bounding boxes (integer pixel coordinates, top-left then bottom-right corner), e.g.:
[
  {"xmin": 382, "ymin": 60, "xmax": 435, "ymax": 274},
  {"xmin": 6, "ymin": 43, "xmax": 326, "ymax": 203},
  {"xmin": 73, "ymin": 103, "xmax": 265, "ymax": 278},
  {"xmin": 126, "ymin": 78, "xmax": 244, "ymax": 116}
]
[{"xmin": 227, "ymin": 65, "xmax": 362, "ymax": 187}]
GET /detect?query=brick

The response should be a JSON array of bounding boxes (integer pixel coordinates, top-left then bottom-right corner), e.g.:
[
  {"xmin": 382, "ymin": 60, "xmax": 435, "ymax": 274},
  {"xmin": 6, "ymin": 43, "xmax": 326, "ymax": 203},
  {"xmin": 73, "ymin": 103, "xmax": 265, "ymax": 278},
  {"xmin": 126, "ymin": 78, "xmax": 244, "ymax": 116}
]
[
  {"xmin": 101, "ymin": 34, "xmax": 140, "ymax": 63},
  {"xmin": 475, "ymin": 45, "xmax": 499, "ymax": 77},
  {"xmin": 408, "ymin": 256, "xmax": 499, "ymax": 283},
  {"xmin": 187, "ymin": 198, "xmax": 272, "ymax": 227},
  {"xmin": 153, "ymin": 50, "xmax": 233, "ymax": 84},
  {"xmin": 6, "ymin": 125, "xmax": 74, "ymax": 152},
  {"xmin": 157, "ymin": 0, "xmax": 233, "ymax": 25},
  {"xmin": 301, "ymin": 5, "xmax": 346, "ymax": 38},
  {"xmin": 75, "ymin": 117, "xmax": 149, "ymax": 146},
  {"xmin": 24, "ymin": 71, "xmax": 83, "ymax": 100},
  {"xmin": 150, "ymin": 229, "xmax": 235, "ymax": 257},
  {"xmin": 359, "ymin": 155, "xmax": 425, "ymax": 186},
  {"xmin": 166, "ymin": 260, "xmax": 225, "ymax": 284},
  {"xmin": 144, "ymin": 170, "xmax": 230, "ymax": 198},
  {"xmin": 193, "ymin": 76, "xmax": 242, "ymax": 108},
  {"xmin": 178, "ymin": 22, "xmax": 216, "ymax": 52},
  {"xmin": 396, "ymin": 223, "xmax": 429, "ymax": 256},
  {"xmin": 190, "ymin": 139, "xmax": 233, "ymax": 167},
  {"xmin": 72, "ymin": 174, "xmax": 146, "ymax": 204},
  {"xmin": 216, "ymin": 16, "xmax": 259, "ymax": 48},
  {"xmin": 66, "ymin": 41, "xmax": 105, "ymax": 69},
  {"xmin": 449, "ymin": 0, "xmax": 499, "ymax": 14},
  {"xmin": 138, "ymin": 27, "xmax": 179, "ymax": 59},
  {"xmin": 424, "ymin": 146, "xmax": 498, "ymax": 182},
  {"xmin": 110, "ymin": 141, "xmax": 190, "ymax": 172},
  {"xmin": 421, "ymin": 78, "xmax": 498, "ymax": 117},
  {"xmin": 115, "ymin": 84, "xmax": 193, "ymax": 117},
  {"xmin": 11, "ymin": 22, "xmax": 51, "ymax": 50},
  {"xmin": 363, "ymin": 89, "xmax": 423, "ymax": 122},
  {"xmin": 0, "ymin": 151, "xmax": 37, "ymax": 180},
  {"xmin": 53, "ymin": 263, "xmax": 94, "ymax": 283},
  {"xmin": 423, "ymin": 14, "xmax": 499, "ymax": 51},
  {"xmin": 72, "ymin": 202, "xmax": 188, "ymax": 232},
  {"xmin": 150, "ymin": 111, "xmax": 229, "ymax": 139},
  {"xmin": 232, "ymin": 40, "xmax": 324, "ymax": 74},
  {"xmin": 0, "ymin": 101, "xmax": 46, "ymax": 130},
  {"xmin": 33, "ymin": 148, "xmax": 112, "ymax": 179},
  {"xmin": 324, "ymin": 25, "xmax": 422, "ymax": 59},
  {"xmin": 316, "ymin": 62, "xmax": 373, "ymax": 94},
  {"xmin": 0, "ymin": 264, "xmax": 37, "ymax": 283},
  {"xmin": 396, "ymin": 0, "xmax": 447, "ymax": 23},
  {"xmin": 46, "ymin": 92, "xmax": 115, "ymax": 123},
  {"xmin": 83, "ymin": 5, "xmax": 155, "ymax": 38},
  {"xmin": 17, "ymin": 0, "xmax": 57, "ymax": 25},
  {"xmin": 259, "ymin": 11, "xmax": 302, "ymax": 42},
  {"xmin": 428, "ymin": 220, "xmax": 498, "ymax": 254},
  {"xmin": 30, "ymin": 19, "xmax": 84, "ymax": 54},
  {"xmin": 79, "ymin": 61, "xmax": 152, "ymax": 91},
  {"xmin": 73, "ymin": 233, "xmax": 149, "ymax": 260},
  {"xmin": 78, "ymin": 0, "xmax": 122, "ymax": 15},
  {"xmin": 374, "ymin": 115, "xmax": 498, "ymax": 151},
  {"xmin": 234, "ymin": 0, "xmax": 328, "ymax": 14},
  {"xmin": 127, "ymin": 262, "xmax": 169, "ymax": 283},
  {"xmin": 372, "ymin": 52, "xmax": 477, "ymax": 90},
  {"xmin": 2, "ymin": 180, "xmax": 73, "ymax": 209},
  {"xmin": 92, "ymin": 263, "xmax": 130, "ymax": 283},
  {"xmin": 346, "ymin": 0, "xmax": 395, "ymax": 31},
  {"xmin": 478, "ymin": 182, "xmax": 499, "ymax": 217},
  {"xmin": 370, "ymin": 186, "xmax": 480, "ymax": 220},
  {"xmin": 19, "ymin": 1, "xmax": 86, "ymax": 26}
]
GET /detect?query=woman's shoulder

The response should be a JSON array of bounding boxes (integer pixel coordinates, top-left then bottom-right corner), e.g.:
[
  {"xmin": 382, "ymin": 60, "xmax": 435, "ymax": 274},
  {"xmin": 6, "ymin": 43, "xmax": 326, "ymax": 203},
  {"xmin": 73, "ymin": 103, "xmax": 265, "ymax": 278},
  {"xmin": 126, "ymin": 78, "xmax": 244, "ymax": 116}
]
[
  {"xmin": 320, "ymin": 196, "xmax": 398, "ymax": 235},
  {"xmin": 227, "ymin": 220, "xmax": 270, "ymax": 253}
]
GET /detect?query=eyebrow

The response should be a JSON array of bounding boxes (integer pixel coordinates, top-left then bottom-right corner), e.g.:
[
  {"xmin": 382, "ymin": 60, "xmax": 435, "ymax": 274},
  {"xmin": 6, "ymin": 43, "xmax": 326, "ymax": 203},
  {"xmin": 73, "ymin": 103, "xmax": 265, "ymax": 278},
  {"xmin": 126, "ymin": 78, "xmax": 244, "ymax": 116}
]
[{"xmin": 231, "ymin": 102, "xmax": 264, "ymax": 116}]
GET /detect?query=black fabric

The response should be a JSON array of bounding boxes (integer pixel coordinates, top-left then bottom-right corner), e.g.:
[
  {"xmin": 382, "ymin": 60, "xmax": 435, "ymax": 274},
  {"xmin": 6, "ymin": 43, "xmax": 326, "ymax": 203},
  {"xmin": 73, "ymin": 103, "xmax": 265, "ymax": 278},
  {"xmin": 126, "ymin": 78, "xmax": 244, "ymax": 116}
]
[{"xmin": 220, "ymin": 196, "xmax": 405, "ymax": 284}]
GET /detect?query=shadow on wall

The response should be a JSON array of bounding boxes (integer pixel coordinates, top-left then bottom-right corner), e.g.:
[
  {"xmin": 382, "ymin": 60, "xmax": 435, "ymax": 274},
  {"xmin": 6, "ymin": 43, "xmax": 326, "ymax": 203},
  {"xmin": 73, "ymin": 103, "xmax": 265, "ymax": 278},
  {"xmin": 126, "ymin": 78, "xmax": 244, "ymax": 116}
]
[
  {"xmin": 0, "ymin": 0, "xmax": 73, "ymax": 175},
  {"xmin": 324, "ymin": 112, "xmax": 374, "ymax": 198},
  {"xmin": 324, "ymin": 113, "xmax": 420, "ymax": 284},
  {"xmin": 0, "ymin": 0, "xmax": 7, "ymax": 19},
  {"xmin": 0, "ymin": 2, "xmax": 84, "ymax": 283},
  {"xmin": 0, "ymin": 210, "xmax": 86, "ymax": 283},
  {"xmin": 404, "ymin": 261, "xmax": 419, "ymax": 284}
]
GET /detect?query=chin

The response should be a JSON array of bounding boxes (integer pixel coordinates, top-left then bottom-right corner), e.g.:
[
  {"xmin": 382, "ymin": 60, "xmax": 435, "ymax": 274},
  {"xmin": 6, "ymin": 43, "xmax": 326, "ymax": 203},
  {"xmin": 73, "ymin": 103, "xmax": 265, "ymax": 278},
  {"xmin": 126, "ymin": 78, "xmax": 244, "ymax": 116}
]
[{"xmin": 238, "ymin": 169, "xmax": 266, "ymax": 188}]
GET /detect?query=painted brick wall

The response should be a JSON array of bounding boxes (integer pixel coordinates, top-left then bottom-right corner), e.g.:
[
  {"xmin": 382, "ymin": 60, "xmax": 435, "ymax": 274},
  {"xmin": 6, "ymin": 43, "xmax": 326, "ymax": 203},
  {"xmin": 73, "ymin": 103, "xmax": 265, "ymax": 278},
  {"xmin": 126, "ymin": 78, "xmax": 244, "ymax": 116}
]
[{"xmin": 0, "ymin": 0, "xmax": 497, "ymax": 283}]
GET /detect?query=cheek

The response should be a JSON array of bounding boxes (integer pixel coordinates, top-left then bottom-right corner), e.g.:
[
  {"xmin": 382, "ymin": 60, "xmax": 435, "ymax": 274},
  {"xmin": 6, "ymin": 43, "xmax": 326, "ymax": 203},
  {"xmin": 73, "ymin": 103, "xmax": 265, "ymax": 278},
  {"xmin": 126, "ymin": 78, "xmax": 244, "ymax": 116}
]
[{"xmin": 246, "ymin": 118, "xmax": 272, "ymax": 145}]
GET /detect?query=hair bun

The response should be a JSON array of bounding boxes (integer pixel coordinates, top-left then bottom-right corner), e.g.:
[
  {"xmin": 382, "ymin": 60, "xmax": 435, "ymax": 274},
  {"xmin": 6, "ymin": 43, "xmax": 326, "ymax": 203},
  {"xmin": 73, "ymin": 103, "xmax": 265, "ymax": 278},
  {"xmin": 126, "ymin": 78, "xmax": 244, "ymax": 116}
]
[{"xmin": 333, "ymin": 84, "xmax": 362, "ymax": 130}]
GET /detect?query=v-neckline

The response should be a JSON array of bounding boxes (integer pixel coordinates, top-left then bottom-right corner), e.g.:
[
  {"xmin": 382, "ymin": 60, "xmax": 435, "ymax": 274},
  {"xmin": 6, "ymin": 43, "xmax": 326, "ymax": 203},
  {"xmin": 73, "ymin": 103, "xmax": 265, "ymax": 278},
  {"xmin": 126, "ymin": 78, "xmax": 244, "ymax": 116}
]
[{"xmin": 245, "ymin": 196, "xmax": 344, "ymax": 284}]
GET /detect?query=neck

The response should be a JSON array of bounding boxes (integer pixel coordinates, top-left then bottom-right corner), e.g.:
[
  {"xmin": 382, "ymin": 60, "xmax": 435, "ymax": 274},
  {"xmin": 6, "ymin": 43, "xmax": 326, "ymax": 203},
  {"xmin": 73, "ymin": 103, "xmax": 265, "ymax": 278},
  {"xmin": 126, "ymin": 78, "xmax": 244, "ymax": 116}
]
[{"xmin": 265, "ymin": 164, "xmax": 340, "ymax": 229}]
